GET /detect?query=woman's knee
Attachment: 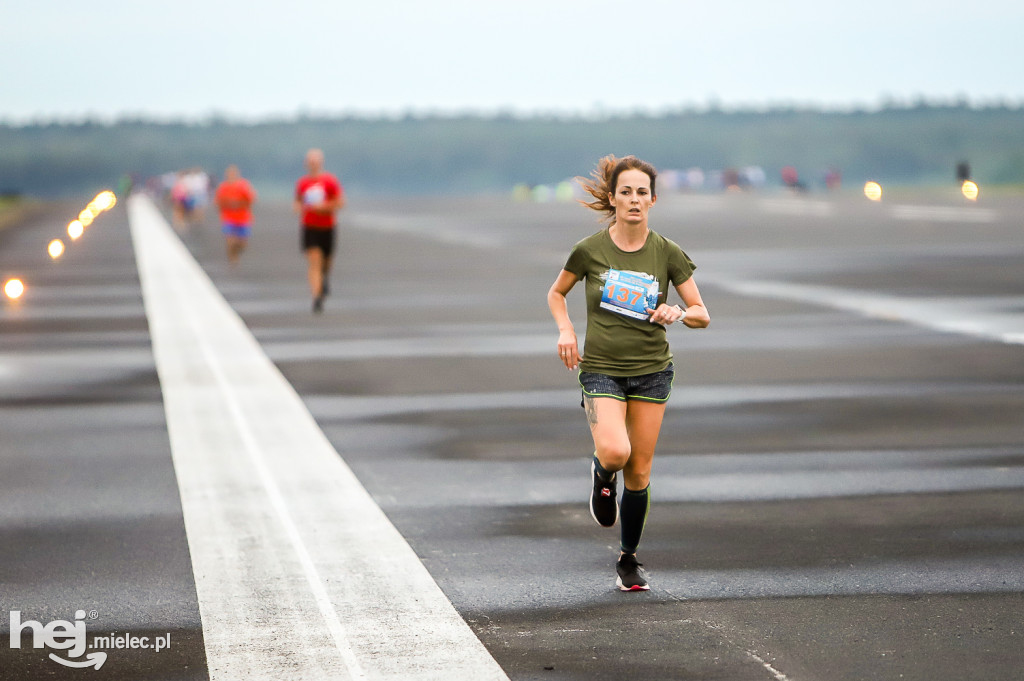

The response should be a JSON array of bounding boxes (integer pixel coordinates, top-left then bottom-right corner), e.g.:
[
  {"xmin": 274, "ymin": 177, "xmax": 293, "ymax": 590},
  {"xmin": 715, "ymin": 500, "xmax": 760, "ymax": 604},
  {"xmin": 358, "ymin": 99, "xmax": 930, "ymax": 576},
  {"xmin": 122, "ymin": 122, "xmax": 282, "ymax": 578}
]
[
  {"xmin": 596, "ymin": 441, "xmax": 631, "ymax": 471},
  {"xmin": 622, "ymin": 449, "xmax": 654, "ymax": 489}
]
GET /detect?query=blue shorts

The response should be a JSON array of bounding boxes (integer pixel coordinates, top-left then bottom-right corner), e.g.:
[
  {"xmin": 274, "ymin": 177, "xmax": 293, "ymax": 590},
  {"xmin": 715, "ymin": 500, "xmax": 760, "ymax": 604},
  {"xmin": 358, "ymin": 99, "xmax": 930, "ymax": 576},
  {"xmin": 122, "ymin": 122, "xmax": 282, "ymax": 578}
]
[
  {"xmin": 222, "ymin": 222, "xmax": 251, "ymax": 238},
  {"xmin": 579, "ymin": 363, "xmax": 674, "ymax": 404}
]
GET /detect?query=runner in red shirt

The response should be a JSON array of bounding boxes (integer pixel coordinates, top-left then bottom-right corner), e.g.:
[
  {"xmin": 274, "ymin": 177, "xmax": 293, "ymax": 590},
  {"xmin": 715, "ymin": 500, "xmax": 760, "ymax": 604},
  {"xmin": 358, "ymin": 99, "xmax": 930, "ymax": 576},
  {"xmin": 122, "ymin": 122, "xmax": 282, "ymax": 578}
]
[
  {"xmin": 293, "ymin": 148, "xmax": 345, "ymax": 313},
  {"xmin": 215, "ymin": 165, "xmax": 257, "ymax": 268}
]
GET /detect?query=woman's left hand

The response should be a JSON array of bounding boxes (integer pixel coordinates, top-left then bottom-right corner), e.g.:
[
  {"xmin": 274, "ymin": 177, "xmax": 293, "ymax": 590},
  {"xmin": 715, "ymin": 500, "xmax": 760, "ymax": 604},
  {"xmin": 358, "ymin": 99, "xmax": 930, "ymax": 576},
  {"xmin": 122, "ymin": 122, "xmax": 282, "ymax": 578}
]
[{"xmin": 646, "ymin": 304, "xmax": 686, "ymax": 326}]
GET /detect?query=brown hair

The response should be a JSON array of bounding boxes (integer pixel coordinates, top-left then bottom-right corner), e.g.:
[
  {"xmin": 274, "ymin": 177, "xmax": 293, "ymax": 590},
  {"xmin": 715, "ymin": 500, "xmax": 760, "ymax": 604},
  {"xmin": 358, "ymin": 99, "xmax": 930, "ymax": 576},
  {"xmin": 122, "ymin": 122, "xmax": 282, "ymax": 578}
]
[{"xmin": 577, "ymin": 155, "xmax": 658, "ymax": 223}]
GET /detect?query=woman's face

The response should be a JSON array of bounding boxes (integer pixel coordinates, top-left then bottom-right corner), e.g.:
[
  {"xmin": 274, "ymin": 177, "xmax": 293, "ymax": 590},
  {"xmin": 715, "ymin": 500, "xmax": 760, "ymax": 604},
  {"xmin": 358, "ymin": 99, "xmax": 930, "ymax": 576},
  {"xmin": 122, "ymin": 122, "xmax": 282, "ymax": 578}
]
[{"xmin": 610, "ymin": 168, "xmax": 656, "ymax": 226}]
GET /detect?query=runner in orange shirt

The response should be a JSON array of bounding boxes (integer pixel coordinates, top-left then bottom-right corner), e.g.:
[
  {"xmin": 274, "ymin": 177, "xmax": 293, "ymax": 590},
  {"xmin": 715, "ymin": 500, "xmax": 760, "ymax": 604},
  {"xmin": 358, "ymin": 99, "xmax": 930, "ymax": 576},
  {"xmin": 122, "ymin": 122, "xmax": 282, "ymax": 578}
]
[{"xmin": 215, "ymin": 165, "xmax": 258, "ymax": 268}]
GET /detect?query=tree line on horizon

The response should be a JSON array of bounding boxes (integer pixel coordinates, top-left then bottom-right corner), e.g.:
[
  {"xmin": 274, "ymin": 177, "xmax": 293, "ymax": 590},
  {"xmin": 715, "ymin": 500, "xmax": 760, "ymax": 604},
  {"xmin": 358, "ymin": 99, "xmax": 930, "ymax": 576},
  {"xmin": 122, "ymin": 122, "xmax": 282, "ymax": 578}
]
[{"xmin": 1, "ymin": 103, "xmax": 1022, "ymax": 199}]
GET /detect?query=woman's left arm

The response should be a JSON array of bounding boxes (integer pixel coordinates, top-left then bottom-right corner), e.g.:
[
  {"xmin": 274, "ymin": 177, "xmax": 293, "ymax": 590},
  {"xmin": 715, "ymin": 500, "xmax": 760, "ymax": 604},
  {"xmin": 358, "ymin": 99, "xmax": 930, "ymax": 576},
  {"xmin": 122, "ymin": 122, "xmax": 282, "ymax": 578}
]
[{"xmin": 675, "ymin": 277, "xmax": 710, "ymax": 328}]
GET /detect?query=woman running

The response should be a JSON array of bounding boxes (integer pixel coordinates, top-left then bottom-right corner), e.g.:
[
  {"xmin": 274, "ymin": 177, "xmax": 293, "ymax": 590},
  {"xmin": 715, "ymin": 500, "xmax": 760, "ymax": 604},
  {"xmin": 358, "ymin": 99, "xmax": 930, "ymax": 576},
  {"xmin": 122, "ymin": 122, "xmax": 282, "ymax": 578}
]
[{"xmin": 547, "ymin": 155, "xmax": 710, "ymax": 591}]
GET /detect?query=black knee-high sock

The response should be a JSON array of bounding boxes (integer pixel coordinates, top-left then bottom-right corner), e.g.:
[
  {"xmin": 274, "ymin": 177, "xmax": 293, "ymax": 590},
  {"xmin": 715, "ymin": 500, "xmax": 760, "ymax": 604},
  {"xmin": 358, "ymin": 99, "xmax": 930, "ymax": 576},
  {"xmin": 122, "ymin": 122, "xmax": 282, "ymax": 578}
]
[{"xmin": 619, "ymin": 485, "xmax": 650, "ymax": 554}]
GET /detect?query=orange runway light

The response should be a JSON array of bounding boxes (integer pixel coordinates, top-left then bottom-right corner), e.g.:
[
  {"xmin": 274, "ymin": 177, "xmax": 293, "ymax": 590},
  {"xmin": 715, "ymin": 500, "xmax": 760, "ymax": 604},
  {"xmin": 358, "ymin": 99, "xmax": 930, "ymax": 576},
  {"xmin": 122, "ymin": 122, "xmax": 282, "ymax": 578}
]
[
  {"xmin": 48, "ymin": 239, "xmax": 66, "ymax": 259},
  {"xmin": 4, "ymin": 278, "xmax": 25, "ymax": 300},
  {"xmin": 68, "ymin": 220, "xmax": 84, "ymax": 240},
  {"xmin": 93, "ymin": 190, "xmax": 117, "ymax": 211},
  {"xmin": 961, "ymin": 180, "xmax": 979, "ymax": 201},
  {"xmin": 863, "ymin": 181, "xmax": 883, "ymax": 202}
]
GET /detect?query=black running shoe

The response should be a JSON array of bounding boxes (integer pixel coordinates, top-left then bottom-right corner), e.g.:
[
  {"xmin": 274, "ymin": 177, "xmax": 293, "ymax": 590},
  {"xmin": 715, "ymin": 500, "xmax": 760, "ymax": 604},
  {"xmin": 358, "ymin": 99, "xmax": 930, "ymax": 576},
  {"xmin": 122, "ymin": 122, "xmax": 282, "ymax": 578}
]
[
  {"xmin": 590, "ymin": 460, "xmax": 618, "ymax": 527},
  {"xmin": 312, "ymin": 295, "xmax": 324, "ymax": 314},
  {"xmin": 615, "ymin": 553, "xmax": 650, "ymax": 591}
]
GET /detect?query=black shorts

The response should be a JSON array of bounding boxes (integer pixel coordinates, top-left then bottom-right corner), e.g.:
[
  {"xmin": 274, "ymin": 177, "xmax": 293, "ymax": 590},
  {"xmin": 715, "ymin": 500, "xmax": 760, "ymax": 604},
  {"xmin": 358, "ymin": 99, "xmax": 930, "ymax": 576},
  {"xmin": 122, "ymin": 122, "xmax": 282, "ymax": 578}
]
[
  {"xmin": 578, "ymin": 363, "xmax": 675, "ymax": 404},
  {"xmin": 301, "ymin": 227, "xmax": 335, "ymax": 257}
]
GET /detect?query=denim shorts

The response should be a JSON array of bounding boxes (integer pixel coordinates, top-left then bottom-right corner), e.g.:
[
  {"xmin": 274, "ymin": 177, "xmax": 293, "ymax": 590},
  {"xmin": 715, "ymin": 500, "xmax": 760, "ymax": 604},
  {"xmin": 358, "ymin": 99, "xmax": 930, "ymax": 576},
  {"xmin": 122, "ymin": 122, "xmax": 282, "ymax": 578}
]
[
  {"xmin": 579, "ymin": 363, "xmax": 674, "ymax": 404},
  {"xmin": 222, "ymin": 222, "xmax": 252, "ymax": 238}
]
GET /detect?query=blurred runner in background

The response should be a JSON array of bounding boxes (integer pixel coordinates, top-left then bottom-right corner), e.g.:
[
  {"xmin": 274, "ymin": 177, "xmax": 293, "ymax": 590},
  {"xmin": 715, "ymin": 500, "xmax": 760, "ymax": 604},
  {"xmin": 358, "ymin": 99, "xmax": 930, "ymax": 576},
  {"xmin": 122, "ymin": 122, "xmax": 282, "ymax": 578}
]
[
  {"xmin": 215, "ymin": 165, "xmax": 257, "ymax": 268},
  {"xmin": 294, "ymin": 148, "xmax": 345, "ymax": 313}
]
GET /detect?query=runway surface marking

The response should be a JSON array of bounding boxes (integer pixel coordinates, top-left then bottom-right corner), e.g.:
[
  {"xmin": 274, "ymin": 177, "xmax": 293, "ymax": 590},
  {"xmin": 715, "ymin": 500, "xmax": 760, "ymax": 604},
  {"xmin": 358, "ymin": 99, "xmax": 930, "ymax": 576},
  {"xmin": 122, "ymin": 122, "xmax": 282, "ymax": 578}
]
[
  {"xmin": 890, "ymin": 204, "xmax": 997, "ymax": 222},
  {"xmin": 654, "ymin": 554, "xmax": 1024, "ymax": 603},
  {"xmin": 716, "ymin": 278, "xmax": 1024, "ymax": 345},
  {"xmin": 757, "ymin": 197, "xmax": 834, "ymax": 216},
  {"xmin": 745, "ymin": 650, "xmax": 791, "ymax": 681},
  {"xmin": 302, "ymin": 380, "xmax": 1021, "ymax": 419},
  {"xmin": 330, "ymin": 447, "xmax": 1024, "ymax": 509},
  {"xmin": 128, "ymin": 195, "xmax": 509, "ymax": 681}
]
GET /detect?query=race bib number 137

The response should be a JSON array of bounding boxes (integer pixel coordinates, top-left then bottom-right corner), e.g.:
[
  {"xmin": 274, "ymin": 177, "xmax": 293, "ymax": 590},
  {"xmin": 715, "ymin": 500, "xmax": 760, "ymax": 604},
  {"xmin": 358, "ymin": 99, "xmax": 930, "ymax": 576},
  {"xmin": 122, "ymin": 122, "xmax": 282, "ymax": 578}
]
[{"xmin": 601, "ymin": 269, "xmax": 660, "ymax": 320}]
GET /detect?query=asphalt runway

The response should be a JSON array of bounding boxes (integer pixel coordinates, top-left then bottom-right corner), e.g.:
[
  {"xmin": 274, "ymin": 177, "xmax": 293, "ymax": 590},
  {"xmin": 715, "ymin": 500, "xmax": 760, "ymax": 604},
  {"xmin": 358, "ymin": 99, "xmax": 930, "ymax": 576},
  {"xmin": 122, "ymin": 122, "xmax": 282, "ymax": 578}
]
[{"xmin": 2, "ymin": 186, "xmax": 1023, "ymax": 680}]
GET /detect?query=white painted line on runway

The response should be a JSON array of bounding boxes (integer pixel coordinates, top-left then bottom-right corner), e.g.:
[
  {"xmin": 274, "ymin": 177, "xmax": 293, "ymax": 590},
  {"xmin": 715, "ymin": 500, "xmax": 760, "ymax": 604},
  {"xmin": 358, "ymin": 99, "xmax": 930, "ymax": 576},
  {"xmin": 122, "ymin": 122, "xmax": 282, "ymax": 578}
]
[
  {"xmin": 260, "ymin": 333, "xmax": 553, "ymax": 361},
  {"xmin": 128, "ymin": 195, "xmax": 509, "ymax": 681},
  {"xmin": 660, "ymin": 554, "xmax": 1024, "ymax": 600},
  {"xmin": 716, "ymin": 278, "xmax": 1024, "ymax": 345},
  {"xmin": 745, "ymin": 650, "xmax": 791, "ymax": 681},
  {"xmin": 302, "ymin": 381, "xmax": 1024, "ymax": 420},
  {"xmin": 891, "ymin": 204, "xmax": 997, "ymax": 223},
  {"xmin": 349, "ymin": 212, "xmax": 506, "ymax": 248},
  {"xmin": 357, "ymin": 456, "xmax": 1024, "ymax": 509},
  {"xmin": 757, "ymin": 198, "xmax": 834, "ymax": 217}
]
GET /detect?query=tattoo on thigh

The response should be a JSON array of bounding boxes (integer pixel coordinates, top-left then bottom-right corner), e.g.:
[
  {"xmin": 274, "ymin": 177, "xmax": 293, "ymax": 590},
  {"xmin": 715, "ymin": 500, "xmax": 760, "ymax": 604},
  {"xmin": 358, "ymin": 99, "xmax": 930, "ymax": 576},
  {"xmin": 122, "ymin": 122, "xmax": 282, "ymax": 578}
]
[{"xmin": 584, "ymin": 395, "xmax": 598, "ymax": 427}]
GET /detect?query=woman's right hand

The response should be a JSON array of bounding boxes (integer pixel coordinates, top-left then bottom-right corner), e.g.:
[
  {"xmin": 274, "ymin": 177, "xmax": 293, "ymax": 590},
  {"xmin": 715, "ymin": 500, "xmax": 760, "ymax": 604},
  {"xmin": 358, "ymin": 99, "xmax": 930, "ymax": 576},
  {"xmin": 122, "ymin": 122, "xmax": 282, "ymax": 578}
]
[{"xmin": 557, "ymin": 330, "xmax": 582, "ymax": 370}]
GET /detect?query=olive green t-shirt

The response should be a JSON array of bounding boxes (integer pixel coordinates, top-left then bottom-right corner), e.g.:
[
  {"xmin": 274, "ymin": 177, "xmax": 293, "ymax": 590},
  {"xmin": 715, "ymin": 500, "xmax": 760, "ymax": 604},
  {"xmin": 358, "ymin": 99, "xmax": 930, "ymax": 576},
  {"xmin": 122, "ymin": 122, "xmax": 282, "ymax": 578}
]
[{"xmin": 564, "ymin": 228, "xmax": 696, "ymax": 376}]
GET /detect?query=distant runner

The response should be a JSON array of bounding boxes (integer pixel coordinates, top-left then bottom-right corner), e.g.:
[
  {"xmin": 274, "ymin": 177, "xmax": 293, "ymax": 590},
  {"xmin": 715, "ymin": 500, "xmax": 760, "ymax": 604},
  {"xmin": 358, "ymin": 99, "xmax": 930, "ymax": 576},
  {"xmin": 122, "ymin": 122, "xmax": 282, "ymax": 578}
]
[
  {"xmin": 214, "ymin": 165, "xmax": 257, "ymax": 268},
  {"xmin": 547, "ymin": 155, "xmax": 710, "ymax": 591},
  {"xmin": 294, "ymin": 148, "xmax": 345, "ymax": 313}
]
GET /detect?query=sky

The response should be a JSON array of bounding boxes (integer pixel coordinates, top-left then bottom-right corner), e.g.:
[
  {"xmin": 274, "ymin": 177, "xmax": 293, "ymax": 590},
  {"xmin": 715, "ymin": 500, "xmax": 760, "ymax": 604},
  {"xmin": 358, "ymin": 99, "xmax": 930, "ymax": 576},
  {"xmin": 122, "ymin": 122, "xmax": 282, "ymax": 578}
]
[{"xmin": 3, "ymin": 0, "xmax": 1023, "ymax": 123}]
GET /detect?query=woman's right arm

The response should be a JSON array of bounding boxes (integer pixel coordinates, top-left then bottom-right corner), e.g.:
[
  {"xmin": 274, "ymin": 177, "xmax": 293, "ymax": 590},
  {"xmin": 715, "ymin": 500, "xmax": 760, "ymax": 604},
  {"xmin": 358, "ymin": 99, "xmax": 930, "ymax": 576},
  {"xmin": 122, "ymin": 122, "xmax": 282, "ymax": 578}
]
[{"xmin": 547, "ymin": 269, "xmax": 582, "ymax": 370}]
